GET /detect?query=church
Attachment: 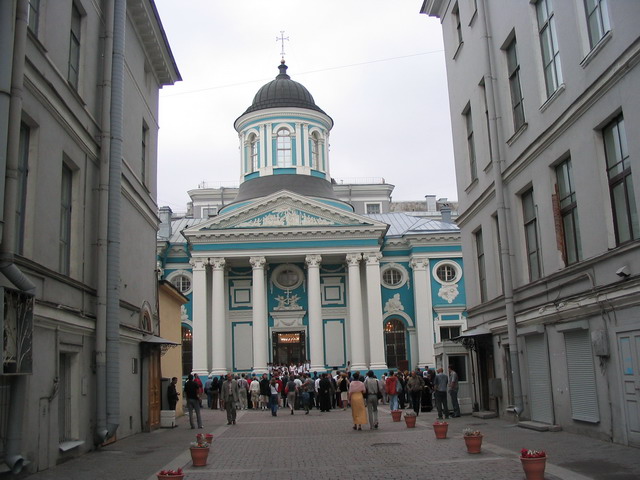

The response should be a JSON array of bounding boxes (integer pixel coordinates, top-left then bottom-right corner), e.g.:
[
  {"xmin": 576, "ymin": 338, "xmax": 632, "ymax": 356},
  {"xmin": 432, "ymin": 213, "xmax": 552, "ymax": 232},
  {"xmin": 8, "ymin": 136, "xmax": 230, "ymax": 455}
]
[{"xmin": 157, "ymin": 61, "xmax": 468, "ymax": 383}]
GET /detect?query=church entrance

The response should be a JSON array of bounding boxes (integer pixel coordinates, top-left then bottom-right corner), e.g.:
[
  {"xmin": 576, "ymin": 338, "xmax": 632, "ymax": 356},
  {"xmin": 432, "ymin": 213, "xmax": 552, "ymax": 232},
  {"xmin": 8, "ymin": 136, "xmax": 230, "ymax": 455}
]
[
  {"xmin": 385, "ymin": 318, "xmax": 408, "ymax": 370},
  {"xmin": 272, "ymin": 331, "xmax": 306, "ymax": 365}
]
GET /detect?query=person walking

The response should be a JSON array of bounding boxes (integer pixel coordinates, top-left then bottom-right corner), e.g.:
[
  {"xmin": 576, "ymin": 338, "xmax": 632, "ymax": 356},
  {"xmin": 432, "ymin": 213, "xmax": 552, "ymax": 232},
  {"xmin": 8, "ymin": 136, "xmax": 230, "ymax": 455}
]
[
  {"xmin": 407, "ymin": 369, "xmax": 425, "ymax": 415},
  {"xmin": 250, "ymin": 376, "xmax": 260, "ymax": 409},
  {"xmin": 434, "ymin": 367, "xmax": 449, "ymax": 419},
  {"xmin": 184, "ymin": 374, "xmax": 203, "ymax": 429},
  {"xmin": 204, "ymin": 375, "xmax": 213, "ymax": 409},
  {"xmin": 210, "ymin": 376, "xmax": 219, "ymax": 410},
  {"xmin": 167, "ymin": 377, "xmax": 179, "ymax": 411},
  {"xmin": 221, "ymin": 373, "xmax": 240, "ymax": 425},
  {"xmin": 448, "ymin": 365, "xmax": 461, "ymax": 417},
  {"xmin": 269, "ymin": 377, "xmax": 280, "ymax": 416},
  {"xmin": 338, "ymin": 373, "xmax": 350, "ymax": 410},
  {"xmin": 385, "ymin": 371, "xmax": 399, "ymax": 411},
  {"xmin": 348, "ymin": 372, "xmax": 368, "ymax": 431},
  {"xmin": 364, "ymin": 370, "xmax": 380, "ymax": 429},
  {"xmin": 259, "ymin": 373, "xmax": 270, "ymax": 410},
  {"xmin": 237, "ymin": 373, "xmax": 249, "ymax": 410},
  {"xmin": 286, "ymin": 376, "xmax": 297, "ymax": 415}
]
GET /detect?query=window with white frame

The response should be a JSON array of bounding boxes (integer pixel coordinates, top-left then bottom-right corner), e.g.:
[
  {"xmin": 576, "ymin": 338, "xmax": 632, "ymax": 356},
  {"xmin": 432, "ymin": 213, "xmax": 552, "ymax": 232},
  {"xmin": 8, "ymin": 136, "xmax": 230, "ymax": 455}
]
[
  {"xmin": 584, "ymin": 0, "xmax": 610, "ymax": 49},
  {"xmin": 434, "ymin": 262, "xmax": 461, "ymax": 284},
  {"xmin": 276, "ymin": 128, "xmax": 292, "ymax": 167},
  {"xmin": 365, "ymin": 203, "xmax": 381, "ymax": 214},
  {"xmin": 249, "ymin": 134, "xmax": 259, "ymax": 172},
  {"xmin": 381, "ymin": 264, "xmax": 408, "ymax": 289},
  {"xmin": 169, "ymin": 272, "xmax": 193, "ymax": 295},
  {"xmin": 310, "ymin": 132, "xmax": 320, "ymax": 169},
  {"xmin": 536, "ymin": 0, "xmax": 562, "ymax": 98},
  {"xmin": 506, "ymin": 37, "xmax": 525, "ymax": 132},
  {"xmin": 604, "ymin": 115, "xmax": 639, "ymax": 245},
  {"xmin": 555, "ymin": 158, "xmax": 582, "ymax": 264}
]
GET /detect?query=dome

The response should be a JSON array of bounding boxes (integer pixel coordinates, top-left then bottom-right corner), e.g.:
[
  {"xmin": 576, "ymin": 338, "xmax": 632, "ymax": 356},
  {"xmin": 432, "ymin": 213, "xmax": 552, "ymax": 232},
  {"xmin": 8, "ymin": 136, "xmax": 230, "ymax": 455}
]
[{"xmin": 242, "ymin": 61, "xmax": 327, "ymax": 115}]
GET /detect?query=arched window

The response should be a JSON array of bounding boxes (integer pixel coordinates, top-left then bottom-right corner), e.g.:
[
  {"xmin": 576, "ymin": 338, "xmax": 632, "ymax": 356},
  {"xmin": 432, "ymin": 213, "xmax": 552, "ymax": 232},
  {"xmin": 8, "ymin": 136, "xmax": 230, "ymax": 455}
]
[
  {"xmin": 249, "ymin": 134, "xmax": 259, "ymax": 172},
  {"xmin": 310, "ymin": 132, "xmax": 320, "ymax": 169},
  {"xmin": 276, "ymin": 128, "xmax": 292, "ymax": 167},
  {"xmin": 384, "ymin": 318, "xmax": 407, "ymax": 369}
]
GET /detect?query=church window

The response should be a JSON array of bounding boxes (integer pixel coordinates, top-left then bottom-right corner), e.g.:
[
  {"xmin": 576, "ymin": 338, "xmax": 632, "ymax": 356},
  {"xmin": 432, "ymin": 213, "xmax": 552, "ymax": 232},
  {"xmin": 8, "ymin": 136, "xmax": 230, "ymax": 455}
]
[
  {"xmin": 366, "ymin": 203, "xmax": 381, "ymax": 214},
  {"xmin": 382, "ymin": 268, "xmax": 402, "ymax": 287},
  {"xmin": 272, "ymin": 264, "xmax": 304, "ymax": 290},
  {"xmin": 168, "ymin": 271, "xmax": 193, "ymax": 295},
  {"xmin": 384, "ymin": 319, "xmax": 407, "ymax": 370},
  {"xmin": 276, "ymin": 128, "xmax": 292, "ymax": 167},
  {"xmin": 249, "ymin": 134, "xmax": 259, "ymax": 172},
  {"xmin": 311, "ymin": 132, "xmax": 320, "ymax": 169},
  {"xmin": 433, "ymin": 260, "xmax": 462, "ymax": 285},
  {"xmin": 381, "ymin": 263, "xmax": 408, "ymax": 289}
]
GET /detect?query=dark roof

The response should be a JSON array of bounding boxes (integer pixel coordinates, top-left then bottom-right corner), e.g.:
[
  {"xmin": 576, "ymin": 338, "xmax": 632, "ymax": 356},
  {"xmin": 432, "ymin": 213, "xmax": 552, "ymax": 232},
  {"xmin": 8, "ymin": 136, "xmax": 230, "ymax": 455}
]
[
  {"xmin": 241, "ymin": 62, "xmax": 327, "ymax": 115},
  {"xmin": 229, "ymin": 174, "xmax": 342, "ymax": 206}
]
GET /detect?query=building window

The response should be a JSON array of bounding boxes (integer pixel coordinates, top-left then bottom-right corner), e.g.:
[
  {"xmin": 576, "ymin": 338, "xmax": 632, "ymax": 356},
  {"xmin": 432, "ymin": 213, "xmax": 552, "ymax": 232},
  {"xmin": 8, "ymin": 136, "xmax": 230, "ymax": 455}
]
[
  {"xmin": 272, "ymin": 264, "xmax": 304, "ymax": 290},
  {"xmin": 365, "ymin": 203, "xmax": 381, "ymax": 214},
  {"xmin": 440, "ymin": 326, "xmax": 461, "ymax": 341},
  {"xmin": 584, "ymin": 0, "xmax": 610, "ymax": 49},
  {"xmin": 506, "ymin": 38, "xmax": 525, "ymax": 131},
  {"xmin": 249, "ymin": 134, "xmax": 259, "ymax": 172},
  {"xmin": 171, "ymin": 273, "xmax": 192, "ymax": 294},
  {"xmin": 16, "ymin": 123, "xmax": 30, "ymax": 255},
  {"xmin": 555, "ymin": 158, "xmax": 582, "ymax": 264},
  {"xmin": 536, "ymin": 0, "xmax": 562, "ymax": 97},
  {"xmin": 447, "ymin": 355, "xmax": 467, "ymax": 381},
  {"xmin": 28, "ymin": 0, "xmax": 40, "ymax": 34},
  {"xmin": 59, "ymin": 163, "xmax": 73, "ymax": 275},
  {"xmin": 452, "ymin": 3, "xmax": 463, "ymax": 51},
  {"xmin": 475, "ymin": 229, "xmax": 487, "ymax": 302},
  {"xmin": 68, "ymin": 4, "xmax": 81, "ymax": 89},
  {"xmin": 433, "ymin": 261, "xmax": 462, "ymax": 285},
  {"xmin": 381, "ymin": 265, "xmax": 408, "ymax": 289},
  {"xmin": 182, "ymin": 326, "xmax": 192, "ymax": 376},
  {"xmin": 480, "ymin": 79, "xmax": 493, "ymax": 163},
  {"xmin": 310, "ymin": 132, "xmax": 320, "ymax": 169},
  {"xmin": 464, "ymin": 105, "xmax": 477, "ymax": 181},
  {"xmin": 384, "ymin": 319, "xmax": 407, "ymax": 370},
  {"xmin": 522, "ymin": 189, "xmax": 541, "ymax": 281},
  {"xmin": 141, "ymin": 123, "xmax": 148, "ymax": 186},
  {"xmin": 276, "ymin": 128, "xmax": 292, "ymax": 167},
  {"xmin": 604, "ymin": 115, "xmax": 639, "ymax": 245}
]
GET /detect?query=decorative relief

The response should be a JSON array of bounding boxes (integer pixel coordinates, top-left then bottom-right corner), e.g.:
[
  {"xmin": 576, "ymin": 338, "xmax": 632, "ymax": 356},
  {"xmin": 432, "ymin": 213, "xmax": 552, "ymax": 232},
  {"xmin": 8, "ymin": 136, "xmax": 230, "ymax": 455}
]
[
  {"xmin": 180, "ymin": 305, "xmax": 189, "ymax": 323},
  {"xmin": 438, "ymin": 284, "xmax": 460, "ymax": 304},
  {"xmin": 236, "ymin": 206, "xmax": 335, "ymax": 228},
  {"xmin": 274, "ymin": 290, "xmax": 303, "ymax": 311},
  {"xmin": 384, "ymin": 293, "xmax": 405, "ymax": 314}
]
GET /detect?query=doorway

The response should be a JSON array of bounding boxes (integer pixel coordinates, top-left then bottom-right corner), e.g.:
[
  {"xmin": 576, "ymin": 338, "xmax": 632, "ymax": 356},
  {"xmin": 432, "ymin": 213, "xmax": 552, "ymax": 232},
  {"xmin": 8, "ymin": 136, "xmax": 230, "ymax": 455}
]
[{"xmin": 272, "ymin": 331, "xmax": 306, "ymax": 365}]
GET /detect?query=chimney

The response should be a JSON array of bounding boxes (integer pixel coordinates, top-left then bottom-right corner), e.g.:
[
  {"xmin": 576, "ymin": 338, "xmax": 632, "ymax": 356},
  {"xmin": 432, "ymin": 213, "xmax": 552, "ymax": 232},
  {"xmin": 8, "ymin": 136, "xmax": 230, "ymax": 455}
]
[
  {"xmin": 425, "ymin": 195, "xmax": 437, "ymax": 213},
  {"xmin": 158, "ymin": 206, "xmax": 173, "ymax": 239},
  {"xmin": 440, "ymin": 203, "xmax": 452, "ymax": 223}
]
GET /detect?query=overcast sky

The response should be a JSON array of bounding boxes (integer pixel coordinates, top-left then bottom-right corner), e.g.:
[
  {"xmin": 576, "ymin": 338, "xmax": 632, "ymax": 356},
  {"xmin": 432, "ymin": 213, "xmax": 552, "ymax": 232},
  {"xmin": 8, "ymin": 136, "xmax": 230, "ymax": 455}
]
[{"xmin": 154, "ymin": 0, "xmax": 456, "ymax": 213}]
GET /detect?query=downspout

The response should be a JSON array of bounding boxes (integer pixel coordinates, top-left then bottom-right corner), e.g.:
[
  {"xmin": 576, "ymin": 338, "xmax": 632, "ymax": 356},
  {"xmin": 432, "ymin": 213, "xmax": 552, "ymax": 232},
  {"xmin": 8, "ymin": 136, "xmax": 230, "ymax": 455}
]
[
  {"xmin": 478, "ymin": 0, "xmax": 524, "ymax": 414},
  {"xmin": 105, "ymin": 0, "xmax": 126, "ymax": 440},
  {"xmin": 1, "ymin": 0, "xmax": 35, "ymax": 473},
  {"xmin": 95, "ymin": 0, "xmax": 114, "ymax": 444}
]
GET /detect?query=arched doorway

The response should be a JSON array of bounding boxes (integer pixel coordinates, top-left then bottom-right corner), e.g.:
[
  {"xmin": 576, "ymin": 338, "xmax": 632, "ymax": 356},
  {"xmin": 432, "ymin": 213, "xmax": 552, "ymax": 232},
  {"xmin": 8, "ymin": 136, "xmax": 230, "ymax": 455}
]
[
  {"xmin": 181, "ymin": 326, "xmax": 192, "ymax": 376},
  {"xmin": 384, "ymin": 318, "xmax": 408, "ymax": 371}
]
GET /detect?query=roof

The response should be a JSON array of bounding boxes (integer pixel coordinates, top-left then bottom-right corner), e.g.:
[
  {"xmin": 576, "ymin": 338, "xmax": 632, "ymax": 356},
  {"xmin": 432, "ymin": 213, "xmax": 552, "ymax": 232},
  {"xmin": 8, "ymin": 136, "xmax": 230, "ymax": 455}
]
[
  {"xmin": 364, "ymin": 212, "xmax": 459, "ymax": 237},
  {"xmin": 166, "ymin": 217, "xmax": 206, "ymax": 243}
]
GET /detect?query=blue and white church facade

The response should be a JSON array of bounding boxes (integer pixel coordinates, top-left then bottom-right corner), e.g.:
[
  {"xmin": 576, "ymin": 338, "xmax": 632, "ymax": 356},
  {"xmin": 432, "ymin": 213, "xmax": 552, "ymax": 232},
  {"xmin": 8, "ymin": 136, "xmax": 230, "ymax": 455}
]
[{"xmin": 157, "ymin": 62, "xmax": 467, "ymax": 388}]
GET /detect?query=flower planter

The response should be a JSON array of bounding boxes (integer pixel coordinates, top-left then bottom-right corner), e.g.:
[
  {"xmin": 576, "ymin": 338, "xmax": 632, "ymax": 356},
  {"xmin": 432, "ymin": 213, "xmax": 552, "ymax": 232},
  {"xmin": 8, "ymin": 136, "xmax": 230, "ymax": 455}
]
[
  {"xmin": 404, "ymin": 415, "xmax": 417, "ymax": 428},
  {"xmin": 433, "ymin": 422, "xmax": 448, "ymax": 439},
  {"xmin": 463, "ymin": 434, "xmax": 483, "ymax": 454},
  {"xmin": 205, "ymin": 433, "xmax": 214, "ymax": 443},
  {"xmin": 391, "ymin": 410, "xmax": 402, "ymax": 422},
  {"xmin": 157, "ymin": 475, "xmax": 184, "ymax": 480},
  {"xmin": 190, "ymin": 446, "xmax": 210, "ymax": 467},
  {"xmin": 521, "ymin": 456, "xmax": 546, "ymax": 480}
]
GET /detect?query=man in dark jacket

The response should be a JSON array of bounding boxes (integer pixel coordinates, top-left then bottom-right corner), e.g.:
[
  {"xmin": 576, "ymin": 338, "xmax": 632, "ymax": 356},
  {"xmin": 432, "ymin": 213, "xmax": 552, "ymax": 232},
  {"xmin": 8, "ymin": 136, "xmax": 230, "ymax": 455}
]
[
  {"xmin": 259, "ymin": 373, "xmax": 270, "ymax": 410},
  {"xmin": 184, "ymin": 374, "xmax": 203, "ymax": 429}
]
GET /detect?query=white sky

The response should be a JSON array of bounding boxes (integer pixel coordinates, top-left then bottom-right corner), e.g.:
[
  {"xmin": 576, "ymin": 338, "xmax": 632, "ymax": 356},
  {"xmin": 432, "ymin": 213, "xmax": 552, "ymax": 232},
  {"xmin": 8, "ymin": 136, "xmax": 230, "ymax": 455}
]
[{"xmin": 154, "ymin": 0, "xmax": 456, "ymax": 213}]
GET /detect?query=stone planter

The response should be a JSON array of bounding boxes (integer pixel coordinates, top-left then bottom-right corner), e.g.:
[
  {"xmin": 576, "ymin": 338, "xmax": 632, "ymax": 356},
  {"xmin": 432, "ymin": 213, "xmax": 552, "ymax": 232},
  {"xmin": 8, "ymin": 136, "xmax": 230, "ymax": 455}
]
[{"xmin": 464, "ymin": 434, "xmax": 483, "ymax": 453}]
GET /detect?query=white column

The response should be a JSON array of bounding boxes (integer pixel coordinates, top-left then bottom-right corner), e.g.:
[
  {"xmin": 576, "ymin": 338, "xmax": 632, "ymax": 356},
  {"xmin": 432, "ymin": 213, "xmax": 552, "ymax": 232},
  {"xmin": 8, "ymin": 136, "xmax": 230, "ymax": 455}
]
[
  {"xmin": 250, "ymin": 256, "xmax": 268, "ymax": 374},
  {"xmin": 240, "ymin": 132, "xmax": 247, "ymax": 174},
  {"xmin": 266, "ymin": 123, "xmax": 273, "ymax": 166},
  {"xmin": 364, "ymin": 252, "xmax": 387, "ymax": 371},
  {"xmin": 302, "ymin": 123, "xmax": 309, "ymax": 167},
  {"xmin": 190, "ymin": 258, "xmax": 209, "ymax": 376},
  {"xmin": 295, "ymin": 122, "xmax": 302, "ymax": 166},
  {"xmin": 346, "ymin": 253, "xmax": 366, "ymax": 371},
  {"xmin": 259, "ymin": 125, "xmax": 267, "ymax": 169},
  {"xmin": 210, "ymin": 257, "xmax": 227, "ymax": 375},
  {"xmin": 410, "ymin": 257, "xmax": 435, "ymax": 367},
  {"xmin": 306, "ymin": 254, "xmax": 324, "ymax": 371}
]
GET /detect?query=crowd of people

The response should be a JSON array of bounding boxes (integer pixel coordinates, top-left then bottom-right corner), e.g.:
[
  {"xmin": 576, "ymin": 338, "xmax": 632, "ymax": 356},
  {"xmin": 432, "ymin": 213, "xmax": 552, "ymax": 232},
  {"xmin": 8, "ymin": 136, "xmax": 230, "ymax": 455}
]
[{"xmin": 175, "ymin": 365, "xmax": 462, "ymax": 431}]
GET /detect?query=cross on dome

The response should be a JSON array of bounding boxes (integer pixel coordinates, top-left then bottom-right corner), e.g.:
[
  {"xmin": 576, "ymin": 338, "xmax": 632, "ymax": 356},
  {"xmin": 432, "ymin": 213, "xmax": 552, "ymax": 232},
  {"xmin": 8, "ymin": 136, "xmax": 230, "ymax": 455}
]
[{"xmin": 276, "ymin": 30, "xmax": 289, "ymax": 61}]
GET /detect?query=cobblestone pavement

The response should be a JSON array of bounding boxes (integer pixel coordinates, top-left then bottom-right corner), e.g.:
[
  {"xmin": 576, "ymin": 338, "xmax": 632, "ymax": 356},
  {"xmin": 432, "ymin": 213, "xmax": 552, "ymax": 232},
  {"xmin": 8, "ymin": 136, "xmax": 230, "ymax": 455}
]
[{"xmin": 21, "ymin": 405, "xmax": 640, "ymax": 480}]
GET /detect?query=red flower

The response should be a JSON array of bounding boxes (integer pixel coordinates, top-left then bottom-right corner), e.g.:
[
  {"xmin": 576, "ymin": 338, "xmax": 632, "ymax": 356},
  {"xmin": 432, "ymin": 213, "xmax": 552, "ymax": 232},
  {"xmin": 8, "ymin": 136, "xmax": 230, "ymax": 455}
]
[{"xmin": 521, "ymin": 448, "xmax": 546, "ymax": 458}]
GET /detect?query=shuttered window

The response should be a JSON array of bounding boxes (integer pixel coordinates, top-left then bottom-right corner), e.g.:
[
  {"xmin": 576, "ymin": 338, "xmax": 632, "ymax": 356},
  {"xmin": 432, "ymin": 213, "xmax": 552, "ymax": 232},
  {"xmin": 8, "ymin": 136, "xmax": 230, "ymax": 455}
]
[
  {"xmin": 526, "ymin": 334, "xmax": 554, "ymax": 424},
  {"xmin": 565, "ymin": 329, "xmax": 600, "ymax": 422}
]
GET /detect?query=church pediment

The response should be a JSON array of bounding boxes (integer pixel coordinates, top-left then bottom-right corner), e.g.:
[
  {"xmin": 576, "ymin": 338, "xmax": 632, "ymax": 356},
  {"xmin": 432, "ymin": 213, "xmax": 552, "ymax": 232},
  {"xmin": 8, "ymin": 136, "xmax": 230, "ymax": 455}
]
[{"xmin": 184, "ymin": 190, "xmax": 388, "ymax": 237}]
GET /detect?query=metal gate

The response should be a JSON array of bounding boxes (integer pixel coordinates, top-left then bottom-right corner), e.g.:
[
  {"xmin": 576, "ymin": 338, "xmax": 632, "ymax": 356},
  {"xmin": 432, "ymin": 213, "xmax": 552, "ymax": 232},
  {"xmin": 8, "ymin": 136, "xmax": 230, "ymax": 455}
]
[{"xmin": 525, "ymin": 334, "xmax": 554, "ymax": 424}]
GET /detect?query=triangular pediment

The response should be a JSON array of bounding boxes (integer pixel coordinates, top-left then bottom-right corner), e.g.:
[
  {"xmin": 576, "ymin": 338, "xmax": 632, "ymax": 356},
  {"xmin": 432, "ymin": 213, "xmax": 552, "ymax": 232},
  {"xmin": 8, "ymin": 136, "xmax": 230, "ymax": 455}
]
[{"xmin": 183, "ymin": 190, "xmax": 388, "ymax": 238}]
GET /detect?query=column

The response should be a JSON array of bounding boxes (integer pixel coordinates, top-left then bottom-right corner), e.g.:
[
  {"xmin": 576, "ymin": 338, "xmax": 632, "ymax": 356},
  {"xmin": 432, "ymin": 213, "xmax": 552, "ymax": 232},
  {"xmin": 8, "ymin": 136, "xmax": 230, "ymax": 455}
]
[
  {"xmin": 210, "ymin": 257, "xmax": 227, "ymax": 375},
  {"xmin": 410, "ymin": 257, "xmax": 435, "ymax": 367},
  {"xmin": 295, "ymin": 122, "xmax": 302, "ymax": 166},
  {"xmin": 240, "ymin": 132, "xmax": 247, "ymax": 174},
  {"xmin": 346, "ymin": 253, "xmax": 366, "ymax": 371},
  {"xmin": 306, "ymin": 254, "xmax": 324, "ymax": 371},
  {"xmin": 302, "ymin": 123, "xmax": 309, "ymax": 167},
  {"xmin": 190, "ymin": 258, "xmax": 209, "ymax": 376},
  {"xmin": 364, "ymin": 252, "xmax": 388, "ymax": 371},
  {"xmin": 250, "ymin": 256, "xmax": 268, "ymax": 374},
  {"xmin": 266, "ymin": 123, "xmax": 273, "ymax": 166},
  {"xmin": 260, "ymin": 125, "xmax": 267, "ymax": 169}
]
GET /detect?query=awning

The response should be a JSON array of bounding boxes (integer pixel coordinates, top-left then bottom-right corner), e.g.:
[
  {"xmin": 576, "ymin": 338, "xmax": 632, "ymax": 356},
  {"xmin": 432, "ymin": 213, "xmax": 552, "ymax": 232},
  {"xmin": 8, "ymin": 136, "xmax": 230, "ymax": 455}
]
[
  {"xmin": 452, "ymin": 326, "xmax": 492, "ymax": 351},
  {"xmin": 141, "ymin": 334, "xmax": 180, "ymax": 346},
  {"xmin": 455, "ymin": 325, "xmax": 492, "ymax": 338}
]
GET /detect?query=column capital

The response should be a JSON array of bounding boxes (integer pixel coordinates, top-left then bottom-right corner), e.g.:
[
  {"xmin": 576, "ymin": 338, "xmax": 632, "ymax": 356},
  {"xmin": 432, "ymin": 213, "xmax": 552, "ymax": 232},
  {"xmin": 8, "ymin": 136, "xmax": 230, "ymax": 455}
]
[
  {"xmin": 363, "ymin": 252, "xmax": 383, "ymax": 265},
  {"xmin": 189, "ymin": 257, "xmax": 208, "ymax": 270},
  {"xmin": 305, "ymin": 254, "xmax": 322, "ymax": 267},
  {"xmin": 345, "ymin": 253, "xmax": 362, "ymax": 266},
  {"xmin": 410, "ymin": 257, "xmax": 429, "ymax": 270},
  {"xmin": 210, "ymin": 257, "xmax": 226, "ymax": 270},
  {"xmin": 249, "ymin": 256, "xmax": 267, "ymax": 269}
]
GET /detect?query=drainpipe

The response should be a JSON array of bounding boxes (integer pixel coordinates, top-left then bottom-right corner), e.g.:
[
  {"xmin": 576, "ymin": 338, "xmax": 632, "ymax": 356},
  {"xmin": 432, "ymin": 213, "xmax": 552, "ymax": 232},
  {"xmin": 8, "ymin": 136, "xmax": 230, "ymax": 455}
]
[
  {"xmin": 1, "ymin": 0, "xmax": 34, "ymax": 473},
  {"xmin": 95, "ymin": 0, "xmax": 114, "ymax": 444},
  {"xmin": 105, "ymin": 0, "xmax": 126, "ymax": 440},
  {"xmin": 479, "ymin": 0, "xmax": 524, "ymax": 415}
]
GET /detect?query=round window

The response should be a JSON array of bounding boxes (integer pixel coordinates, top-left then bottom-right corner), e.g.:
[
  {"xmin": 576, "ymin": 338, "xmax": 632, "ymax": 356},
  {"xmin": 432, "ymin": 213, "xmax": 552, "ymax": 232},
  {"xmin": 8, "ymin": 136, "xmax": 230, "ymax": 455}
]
[
  {"xmin": 272, "ymin": 264, "xmax": 304, "ymax": 290},
  {"xmin": 170, "ymin": 273, "xmax": 192, "ymax": 294},
  {"xmin": 432, "ymin": 261, "xmax": 461, "ymax": 285},
  {"xmin": 380, "ymin": 264, "xmax": 407, "ymax": 289}
]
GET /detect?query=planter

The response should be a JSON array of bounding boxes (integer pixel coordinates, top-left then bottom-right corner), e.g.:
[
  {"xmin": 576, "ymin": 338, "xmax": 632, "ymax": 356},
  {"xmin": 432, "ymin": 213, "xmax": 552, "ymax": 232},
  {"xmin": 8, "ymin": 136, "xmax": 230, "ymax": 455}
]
[
  {"xmin": 190, "ymin": 446, "xmax": 210, "ymax": 467},
  {"xmin": 433, "ymin": 422, "xmax": 448, "ymax": 439},
  {"xmin": 404, "ymin": 415, "xmax": 417, "ymax": 428},
  {"xmin": 464, "ymin": 434, "xmax": 483, "ymax": 454},
  {"xmin": 205, "ymin": 433, "xmax": 214, "ymax": 443},
  {"xmin": 521, "ymin": 456, "xmax": 546, "ymax": 480},
  {"xmin": 391, "ymin": 410, "xmax": 402, "ymax": 422},
  {"xmin": 157, "ymin": 475, "xmax": 184, "ymax": 480}
]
